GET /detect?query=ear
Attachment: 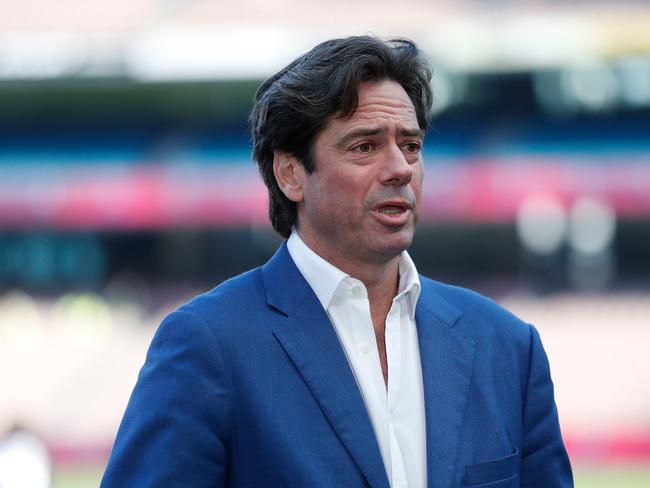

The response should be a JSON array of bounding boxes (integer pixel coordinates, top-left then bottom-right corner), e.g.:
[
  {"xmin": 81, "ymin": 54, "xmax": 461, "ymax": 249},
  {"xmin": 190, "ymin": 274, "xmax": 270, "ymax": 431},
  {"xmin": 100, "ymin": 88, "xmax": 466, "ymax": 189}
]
[{"xmin": 273, "ymin": 150, "xmax": 305, "ymax": 203}]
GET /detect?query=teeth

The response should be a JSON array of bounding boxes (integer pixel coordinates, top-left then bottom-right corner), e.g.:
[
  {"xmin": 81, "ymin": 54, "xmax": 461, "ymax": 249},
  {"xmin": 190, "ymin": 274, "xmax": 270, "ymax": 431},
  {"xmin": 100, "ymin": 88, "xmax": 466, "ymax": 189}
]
[{"xmin": 380, "ymin": 206, "xmax": 403, "ymax": 215}]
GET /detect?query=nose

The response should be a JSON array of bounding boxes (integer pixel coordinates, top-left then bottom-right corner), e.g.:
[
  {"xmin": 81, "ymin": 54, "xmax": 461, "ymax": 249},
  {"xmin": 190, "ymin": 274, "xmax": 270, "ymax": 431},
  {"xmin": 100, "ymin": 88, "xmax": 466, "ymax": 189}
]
[{"xmin": 380, "ymin": 143, "xmax": 413, "ymax": 186}]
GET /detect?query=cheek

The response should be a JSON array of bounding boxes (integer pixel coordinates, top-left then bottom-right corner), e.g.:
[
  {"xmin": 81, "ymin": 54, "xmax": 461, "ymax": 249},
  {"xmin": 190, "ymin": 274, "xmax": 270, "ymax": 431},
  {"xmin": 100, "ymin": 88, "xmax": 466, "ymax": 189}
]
[
  {"xmin": 303, "ymin": 175, "xmax": 348, "ymax": 222},
  {"xmin": 304, "ymin": 164, "xmax": 373, "ymax": 220},
  {"xmin": 323, "ymin": 170, "xmax": 366, "ymax": 200},
  {"xmin": 411, "ymin": 165, "xmax": 424, "ymax": 195}
]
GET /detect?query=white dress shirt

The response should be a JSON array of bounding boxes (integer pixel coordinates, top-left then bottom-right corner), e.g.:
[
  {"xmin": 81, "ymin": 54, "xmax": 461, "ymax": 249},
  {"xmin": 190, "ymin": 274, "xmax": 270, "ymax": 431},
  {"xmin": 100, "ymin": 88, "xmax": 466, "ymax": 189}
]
[{"xmin": 287, "ymin": 231, "xmax": 427, "ymax": 488}]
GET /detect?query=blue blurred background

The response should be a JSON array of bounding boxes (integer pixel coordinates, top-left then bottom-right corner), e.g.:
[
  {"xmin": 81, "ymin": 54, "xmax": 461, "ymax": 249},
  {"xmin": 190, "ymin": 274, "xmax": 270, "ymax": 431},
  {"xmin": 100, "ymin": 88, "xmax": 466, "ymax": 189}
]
[{"xmin": 0, "ymin": 0, "xmax": 649, "ymax": 486}]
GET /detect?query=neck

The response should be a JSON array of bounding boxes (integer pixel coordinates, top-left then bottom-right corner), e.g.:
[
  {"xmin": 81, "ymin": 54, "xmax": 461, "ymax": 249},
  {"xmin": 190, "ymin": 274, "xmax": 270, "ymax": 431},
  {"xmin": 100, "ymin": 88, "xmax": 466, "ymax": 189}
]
[
  {"xmin": 296, "ymin": 229, "xmax": 401, "ymax": 307},
  {"xmin": 345, "ymin": 258, "xmax": 400, "ymax": 305}
]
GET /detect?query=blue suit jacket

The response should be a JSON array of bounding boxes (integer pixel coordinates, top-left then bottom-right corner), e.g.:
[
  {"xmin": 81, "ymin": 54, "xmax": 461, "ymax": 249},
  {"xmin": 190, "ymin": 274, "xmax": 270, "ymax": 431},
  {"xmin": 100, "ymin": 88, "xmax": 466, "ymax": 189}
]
[{"xmin": 101, "ymin": 243, "xmax": 572, "ymax": 487}]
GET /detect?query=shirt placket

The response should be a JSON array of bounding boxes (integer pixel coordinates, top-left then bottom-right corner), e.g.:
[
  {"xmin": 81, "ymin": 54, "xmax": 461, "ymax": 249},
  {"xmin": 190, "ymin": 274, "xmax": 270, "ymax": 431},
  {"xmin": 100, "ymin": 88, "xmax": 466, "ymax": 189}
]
[
  {"xmin": 386, "ymin": 299, "xmax": 409, "ymax": 488},
  {"xmin": 347, "ymin": 279, "xmax": 395, "ymax": 482}
]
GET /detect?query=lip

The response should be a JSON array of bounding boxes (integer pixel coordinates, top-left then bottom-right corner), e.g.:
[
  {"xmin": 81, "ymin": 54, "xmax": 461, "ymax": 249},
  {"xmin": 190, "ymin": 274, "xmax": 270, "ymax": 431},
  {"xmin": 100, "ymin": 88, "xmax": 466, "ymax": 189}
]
[{"xmin": 371, "ymin": 200, "xmax": 413, "ymax": 227}]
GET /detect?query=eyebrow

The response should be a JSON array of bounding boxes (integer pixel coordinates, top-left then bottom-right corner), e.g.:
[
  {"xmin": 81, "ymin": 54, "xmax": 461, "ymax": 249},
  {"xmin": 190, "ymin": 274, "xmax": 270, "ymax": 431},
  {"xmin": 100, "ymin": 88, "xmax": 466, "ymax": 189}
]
[{"xmin": 336, "ymin": 126, "xmax": 425, "ymax": 147}]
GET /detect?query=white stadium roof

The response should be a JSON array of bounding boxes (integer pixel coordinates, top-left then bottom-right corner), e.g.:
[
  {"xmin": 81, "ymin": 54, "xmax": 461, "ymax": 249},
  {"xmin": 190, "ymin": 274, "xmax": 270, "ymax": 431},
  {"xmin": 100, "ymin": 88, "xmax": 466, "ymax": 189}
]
[{"xmin": 0, "ymin": 0, "xmax": 649, "ymax": 80}]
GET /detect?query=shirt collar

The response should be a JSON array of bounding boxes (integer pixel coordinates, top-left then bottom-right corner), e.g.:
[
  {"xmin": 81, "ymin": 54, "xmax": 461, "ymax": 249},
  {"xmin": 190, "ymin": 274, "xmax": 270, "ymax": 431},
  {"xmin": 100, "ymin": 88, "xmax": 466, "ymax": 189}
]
[
  {"xmin": 286, "ymin": 230, "xmax": 421, "ymax": 319},
  {"xmin": 286, "ymin": 230, "xmax": 348, "ymax": 311},
  {"xmin": 396, "ymin": 249, "xmax": 421, "ymax": 321}
]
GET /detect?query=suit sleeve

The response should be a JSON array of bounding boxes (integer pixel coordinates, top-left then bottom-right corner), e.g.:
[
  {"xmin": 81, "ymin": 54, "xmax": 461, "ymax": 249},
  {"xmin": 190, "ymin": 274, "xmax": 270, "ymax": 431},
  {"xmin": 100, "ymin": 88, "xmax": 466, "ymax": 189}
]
[
  {"xmin": 520, "ymin": 324, "xmax": 573, "ymax": 487},
  {"xmin": 101, "ymin": 309, "xmax": 233, "ymax": 487}
]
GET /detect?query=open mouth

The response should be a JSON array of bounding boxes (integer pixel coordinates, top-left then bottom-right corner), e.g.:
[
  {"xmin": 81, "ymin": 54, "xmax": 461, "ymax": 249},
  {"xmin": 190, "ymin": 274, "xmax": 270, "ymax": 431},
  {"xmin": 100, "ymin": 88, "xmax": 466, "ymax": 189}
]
[
  {"xmin": 372, "ymin": 201, "xmax": 412, "ymax": 226},
  {"xmin": 378, "ymin": 206, "xmax": 406, "ymax": 215}
]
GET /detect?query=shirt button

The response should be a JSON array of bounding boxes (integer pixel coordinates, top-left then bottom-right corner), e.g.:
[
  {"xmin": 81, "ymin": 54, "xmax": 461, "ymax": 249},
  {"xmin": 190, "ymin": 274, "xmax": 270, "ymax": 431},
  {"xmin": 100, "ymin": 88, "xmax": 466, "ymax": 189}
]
[
  {"xmin": 358, "ymin": 342, "xmax": 370, "ymax": 354},
  {"xmin": 351, "ymin": 286, "xmax": 362, "ymax": 296}
]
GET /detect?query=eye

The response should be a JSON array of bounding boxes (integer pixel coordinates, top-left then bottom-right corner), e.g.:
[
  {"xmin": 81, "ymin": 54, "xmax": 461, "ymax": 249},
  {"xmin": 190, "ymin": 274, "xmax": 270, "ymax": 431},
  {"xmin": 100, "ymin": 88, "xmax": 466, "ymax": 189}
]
[
  {"xmin": 354, "ymin": 143, "xmax": 372, "ymax": 153},
  {"xmin": 403, "ymin": 142, "xmax": 421, "ymax": 153}
]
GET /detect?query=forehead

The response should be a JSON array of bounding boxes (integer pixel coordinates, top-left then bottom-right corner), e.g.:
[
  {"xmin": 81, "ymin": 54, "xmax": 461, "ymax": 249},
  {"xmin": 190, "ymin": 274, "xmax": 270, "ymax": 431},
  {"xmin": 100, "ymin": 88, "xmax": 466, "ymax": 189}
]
[{"xmin": 340, "ymin": 79, "xmax": 418, "ymax": 129}]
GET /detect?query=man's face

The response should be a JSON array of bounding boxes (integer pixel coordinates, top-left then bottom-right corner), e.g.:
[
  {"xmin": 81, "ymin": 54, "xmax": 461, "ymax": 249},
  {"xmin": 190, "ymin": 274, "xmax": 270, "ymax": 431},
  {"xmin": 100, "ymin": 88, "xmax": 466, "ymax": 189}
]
[{"xmin": 296, "ymin": 79, "xmax": 424, "ymax": 269}]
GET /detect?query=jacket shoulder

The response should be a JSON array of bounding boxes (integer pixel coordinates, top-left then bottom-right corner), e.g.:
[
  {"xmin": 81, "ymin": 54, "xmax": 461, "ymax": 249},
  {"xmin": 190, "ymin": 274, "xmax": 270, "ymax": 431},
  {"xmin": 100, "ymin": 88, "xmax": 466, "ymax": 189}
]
[
  {"xmin": 176, "ymin": 267, "xmax": 266, "ymax": 321},
  {"xmin": 419, "ymin": 276, "xmax": 532, "ymax": 347}
]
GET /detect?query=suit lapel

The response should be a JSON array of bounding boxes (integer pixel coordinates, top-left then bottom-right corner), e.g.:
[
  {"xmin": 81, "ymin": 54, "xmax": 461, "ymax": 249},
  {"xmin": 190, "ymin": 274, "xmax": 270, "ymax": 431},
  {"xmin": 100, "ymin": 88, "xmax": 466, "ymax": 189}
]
[
  {"xmin": 262, "ymin": 244, "xmax": 390, "ymax": 488},
  {"xmin": 416, "ymin": 280, "xmax": 475, "ymax": 488}
]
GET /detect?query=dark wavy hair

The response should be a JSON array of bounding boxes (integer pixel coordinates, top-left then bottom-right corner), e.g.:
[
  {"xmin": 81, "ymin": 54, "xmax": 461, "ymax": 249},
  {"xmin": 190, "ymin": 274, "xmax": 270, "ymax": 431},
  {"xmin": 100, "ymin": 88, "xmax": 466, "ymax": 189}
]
[{"xmin": 249, "ymin": 35, "xmax": 433, "ymax": 238}]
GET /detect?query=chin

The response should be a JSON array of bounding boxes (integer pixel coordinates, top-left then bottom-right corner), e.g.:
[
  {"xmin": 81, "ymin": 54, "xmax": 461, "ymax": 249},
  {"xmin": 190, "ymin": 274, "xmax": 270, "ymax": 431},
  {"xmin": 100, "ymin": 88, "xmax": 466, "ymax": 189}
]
[{"xmin": 372, "ymin": 230, "xmax": 414, "ymax": 257}]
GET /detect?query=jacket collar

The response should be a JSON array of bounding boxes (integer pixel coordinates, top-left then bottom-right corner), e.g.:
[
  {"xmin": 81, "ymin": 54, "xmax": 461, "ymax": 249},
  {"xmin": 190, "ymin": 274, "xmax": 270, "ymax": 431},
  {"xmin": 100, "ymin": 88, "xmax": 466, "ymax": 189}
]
[
  {"xmin": 416, "ymin": 280, "xmax": 475, "ymax": 488},
  {"xmin": 261, "ymin": 241, "xmax": 314, "ymax": 316}
]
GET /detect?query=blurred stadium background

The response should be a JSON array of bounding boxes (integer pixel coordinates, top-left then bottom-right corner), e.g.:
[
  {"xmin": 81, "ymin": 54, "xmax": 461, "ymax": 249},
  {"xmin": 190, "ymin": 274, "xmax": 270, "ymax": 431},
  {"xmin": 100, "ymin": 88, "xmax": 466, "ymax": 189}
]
[{"xmin": 0, "ymin": 0, "xmax": 649, "ymax": 486}]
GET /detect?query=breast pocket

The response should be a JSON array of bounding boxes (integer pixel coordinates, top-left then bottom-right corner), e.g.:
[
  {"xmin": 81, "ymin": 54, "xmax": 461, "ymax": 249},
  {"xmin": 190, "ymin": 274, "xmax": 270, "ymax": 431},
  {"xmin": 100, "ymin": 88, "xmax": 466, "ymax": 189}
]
[{"xmin": 465, "ymin": 447, "xmax": 519, "ymax": 486}]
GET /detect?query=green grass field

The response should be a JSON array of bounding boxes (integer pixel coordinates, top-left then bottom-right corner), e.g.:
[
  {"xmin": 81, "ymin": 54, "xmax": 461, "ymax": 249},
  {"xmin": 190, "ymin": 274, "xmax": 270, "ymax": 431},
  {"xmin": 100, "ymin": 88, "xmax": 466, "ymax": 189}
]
[
  {"xmin": 52, "ymin": 464, "xmax": 650, "ymax": 487},
  {"xmin": 572, "ymin": 466, "xmax": 650, "ymax": 487},
  {"xmin": 52, "ymin": 466, "xmax": 102, "ymax": 488}
]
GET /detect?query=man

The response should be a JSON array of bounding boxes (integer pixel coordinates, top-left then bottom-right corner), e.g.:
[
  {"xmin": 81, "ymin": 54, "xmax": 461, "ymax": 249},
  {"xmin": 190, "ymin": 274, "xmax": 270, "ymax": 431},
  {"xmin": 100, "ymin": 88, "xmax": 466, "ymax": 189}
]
[{"xmin": 101, "ymin": 36, "xmax": 573, "ymax": 487}]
